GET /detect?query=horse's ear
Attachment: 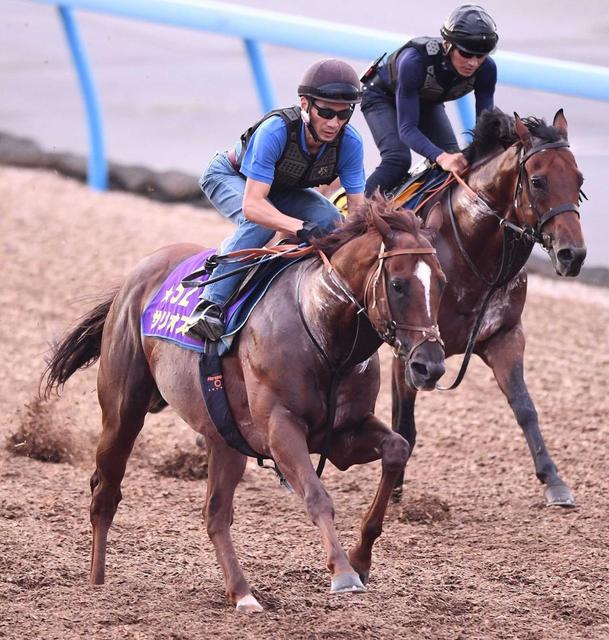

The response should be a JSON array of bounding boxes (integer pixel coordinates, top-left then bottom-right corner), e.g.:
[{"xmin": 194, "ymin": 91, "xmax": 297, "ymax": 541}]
[
  {"xmin": 421, "ymin": 202, "xmax": 443, "ymax": 244},
  {"xmin": 553, "ymin": 108, "xmax": 568, "ymax": 139},
  {"xmin": 371, "ymin": 208, "xmax": 397, "ymax": 246},
  {"xmin": 514, "ymin": 112, "xmax": 532, "ymax": 150}
]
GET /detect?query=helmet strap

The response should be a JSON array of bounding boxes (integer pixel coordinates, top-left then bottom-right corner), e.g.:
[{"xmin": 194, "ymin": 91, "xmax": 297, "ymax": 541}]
[{"xmin": 304, "ymin": 99, "xmax": 321, "ymax": 143}]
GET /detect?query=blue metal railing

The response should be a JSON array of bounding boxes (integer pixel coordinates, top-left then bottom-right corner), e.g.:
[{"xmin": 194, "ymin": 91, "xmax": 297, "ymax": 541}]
[{"xmin": 30, "ymin": 0, "xmax": 609, "ymax": 190}]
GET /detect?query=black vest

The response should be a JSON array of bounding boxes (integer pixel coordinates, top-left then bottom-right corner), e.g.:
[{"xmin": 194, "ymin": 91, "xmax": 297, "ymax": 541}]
[
  {"xmin": 386, "ymin": 36, "xmax": 478, "ymax": 103},
  {"xmin": 237, "ymin": 106, "xmax": 343, "ymax": 189}
]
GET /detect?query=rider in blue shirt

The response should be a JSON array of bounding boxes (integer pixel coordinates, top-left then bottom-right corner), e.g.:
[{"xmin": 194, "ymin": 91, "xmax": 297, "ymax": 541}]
[
  {"xmin": 186, "ymin": 59, "xmax": 365, "ymax": 342},
  {"xmin": 361, "ymin": 4, "xmax": 498, "ymax": 196}
]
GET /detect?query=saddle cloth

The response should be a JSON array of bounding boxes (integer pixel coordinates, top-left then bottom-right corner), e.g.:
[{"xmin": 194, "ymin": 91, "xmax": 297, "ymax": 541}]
[{"xmin": 141, "ymin": 249, "xmax": 302, "ymax": 356}]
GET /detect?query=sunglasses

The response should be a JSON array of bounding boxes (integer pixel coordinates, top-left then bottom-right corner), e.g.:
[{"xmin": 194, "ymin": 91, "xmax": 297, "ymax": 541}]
[
  {"xmin": 456, "ymin": 49, "xmax": 487, "ymax": 60},
  {"xmin": 313, "ymin": 102, "xmax": 354, "ymax": 121}
]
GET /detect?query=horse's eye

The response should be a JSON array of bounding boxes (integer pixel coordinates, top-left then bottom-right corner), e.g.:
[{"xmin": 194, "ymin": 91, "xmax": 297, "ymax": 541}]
[
  {"xmin": 391, "ymin": 279, "xmax": 406, "ymax": 294},
  {"xmin": 531, "ymin": 176, "xmax": 546, "ymax": 190}
]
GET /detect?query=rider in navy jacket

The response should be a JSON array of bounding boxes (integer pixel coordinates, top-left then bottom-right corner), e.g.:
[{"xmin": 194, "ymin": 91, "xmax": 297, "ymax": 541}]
[{"xmin": 362, "ymin": 4, "xmax": 498, "ymax": 196}]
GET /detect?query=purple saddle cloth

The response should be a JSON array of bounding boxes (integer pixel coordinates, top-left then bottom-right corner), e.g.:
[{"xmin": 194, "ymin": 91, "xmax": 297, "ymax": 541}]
[
  {"xmin": 141, "ymin": 250, "xmax": 216, "ymax": 354},
  {"xmin": 141, "ymin": 249, "xmax": 301, "ymax": 355}
]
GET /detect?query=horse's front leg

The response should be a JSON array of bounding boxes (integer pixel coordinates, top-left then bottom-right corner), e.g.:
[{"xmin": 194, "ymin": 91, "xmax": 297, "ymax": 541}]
[
  {"xmin": 479, "ymin": 322, "xmax": 575, "ymax": 507},
  {"xmin": 268, "ymin": 408, "xmax": 365, "ymax": 594},
  {"xmin": 391, "ymin": 356, "xmax": 418, "ymax": 502},
  {"xmin": 329, "ymin": 414, "xmax": 410, "ymax": 585},
  {"xmin": 203, "ymin": 437, "xmax": 260, "ymax": 612}
]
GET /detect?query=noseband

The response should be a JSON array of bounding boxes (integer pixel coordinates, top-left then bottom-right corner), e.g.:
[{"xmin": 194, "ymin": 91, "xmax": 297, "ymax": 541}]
[{"xmin": 515, "ymin": 140, "xmax": 581, "ymax": 246}]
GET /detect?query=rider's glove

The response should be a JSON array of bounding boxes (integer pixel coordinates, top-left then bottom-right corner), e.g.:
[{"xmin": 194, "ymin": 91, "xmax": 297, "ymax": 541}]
[{"xmin": 296, "ymin": 221, "xmax": 325, "ymax": 245}]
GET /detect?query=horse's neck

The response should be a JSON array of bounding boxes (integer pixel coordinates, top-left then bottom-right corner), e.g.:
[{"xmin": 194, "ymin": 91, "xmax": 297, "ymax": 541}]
[
  {"xmin": 451, "ymin": 146, "xmax": 520, "ymax": 244},
  {"xmin": 467, "ymin": 145, "xmax": 520, "ymax": 218},
  {"xmin": 301, "ymin": 238, "xmax": 378, "ymax": 363}
]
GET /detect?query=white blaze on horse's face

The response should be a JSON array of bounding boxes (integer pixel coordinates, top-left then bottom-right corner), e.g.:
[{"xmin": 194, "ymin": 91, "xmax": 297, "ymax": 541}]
[{"xmin": 414, "ymin": 260, "xmax": 432, "ymax": 318}]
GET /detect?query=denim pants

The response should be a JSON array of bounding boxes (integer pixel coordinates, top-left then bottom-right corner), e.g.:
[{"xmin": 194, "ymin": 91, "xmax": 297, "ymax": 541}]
[
  {"xmin": 199, "ymin": 152, "xmax": 342, "ymax": 306},
  {"xmin": 361, "ymin": 90, "xmax": 460, "ymax": 196}
]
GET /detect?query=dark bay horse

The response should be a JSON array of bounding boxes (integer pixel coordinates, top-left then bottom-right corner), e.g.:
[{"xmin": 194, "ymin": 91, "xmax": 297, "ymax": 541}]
[
  {"xmin": 391, "ymin": 109, "xmax": 586, "ymax": 507},
  {"xmin": 44, "ymin": 200, "xmax": 446, "ymax": 612}
]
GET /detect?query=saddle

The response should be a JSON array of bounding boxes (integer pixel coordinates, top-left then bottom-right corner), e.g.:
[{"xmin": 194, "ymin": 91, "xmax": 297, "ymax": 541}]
[
  {"xmin": 330, "ymin": 161, "xmax": 448, "ymax": 216},
  {"xmin": 389, "ymin": 163, "xmax": 448, "ymax": 210}
]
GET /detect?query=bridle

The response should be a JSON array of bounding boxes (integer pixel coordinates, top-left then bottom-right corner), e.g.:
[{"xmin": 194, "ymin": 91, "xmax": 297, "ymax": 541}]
[
  {"xmin": 513, "ymin": 140, "xmax": 582, "ymax": 248},
  {"xmin": 310, "ymin": 242, "xmax": 444, "ymax": 367},
  {"xmin": 362, "ymin": 244, "xmax": 443, "ymax": 361},
  {"xmin": 450, "ymin": 139, "xmax": 583, "ymax": 250}
]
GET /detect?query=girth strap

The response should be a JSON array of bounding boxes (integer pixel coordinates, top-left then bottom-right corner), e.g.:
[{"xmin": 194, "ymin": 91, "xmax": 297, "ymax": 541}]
[{"xmin": 198, "ymin": 343, "xmax": 264, "ymax": 460}]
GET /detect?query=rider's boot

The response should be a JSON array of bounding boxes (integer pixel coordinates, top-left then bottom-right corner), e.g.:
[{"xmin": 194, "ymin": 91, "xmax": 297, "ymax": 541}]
[{"xmin": 185, "ymin": 299, "xmax": 225, "ymax": 342}]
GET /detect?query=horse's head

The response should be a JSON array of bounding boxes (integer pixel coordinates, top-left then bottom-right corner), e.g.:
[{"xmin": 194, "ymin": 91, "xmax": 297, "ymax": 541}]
[
  {"xmin": 363, "ymin": 201, "xmax": 447, "ymax": 390},
  {"xmin": 513, "ymin": 110, "xmax": 587, "ymax": 276}
]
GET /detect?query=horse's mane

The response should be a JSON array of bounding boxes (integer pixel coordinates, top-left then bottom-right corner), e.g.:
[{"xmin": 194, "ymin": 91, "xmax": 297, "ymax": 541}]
[
  {"xmin": 313, "ymin": 195, "xmax": 422, "ymax": 257},
  {"xmin": 464, "ymin": 108, "xmax": 566, "ymax": 163}
]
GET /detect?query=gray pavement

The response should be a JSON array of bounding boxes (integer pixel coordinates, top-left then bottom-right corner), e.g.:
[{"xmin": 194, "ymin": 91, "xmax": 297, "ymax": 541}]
[{"xmin": 3, "ymin": 0, "xmax": 609, "ymax": 265}]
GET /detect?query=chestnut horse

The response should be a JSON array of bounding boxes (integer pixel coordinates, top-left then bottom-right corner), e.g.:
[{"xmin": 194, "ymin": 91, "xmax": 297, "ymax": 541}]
[
  {"xmin": 44, "ymin": 200, "xmax": 446, "ymax": 612},
  {"xmin": 391, "ymin": 109, "xmax": 586, "ymax": 507}
]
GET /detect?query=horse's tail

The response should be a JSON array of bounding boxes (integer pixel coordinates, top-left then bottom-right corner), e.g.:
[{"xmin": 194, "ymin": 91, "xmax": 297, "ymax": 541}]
[{"xmin": 42, "ymin": 288, "xmax": 119, "ymax": 398}]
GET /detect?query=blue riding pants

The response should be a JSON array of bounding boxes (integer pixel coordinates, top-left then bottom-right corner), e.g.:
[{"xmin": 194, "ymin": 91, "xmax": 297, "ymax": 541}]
[
  {"xmin": 199, "ymin": 152, "xmax": 341, "ymax": 306},
  {"xmin": 362, "ymin": 90, "xmax": 460, "ymax": 196}
]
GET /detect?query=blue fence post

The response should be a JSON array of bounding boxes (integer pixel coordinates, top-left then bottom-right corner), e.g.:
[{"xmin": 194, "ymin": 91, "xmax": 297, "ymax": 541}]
[
  {"xmin": 456, "ymin": 94, "xmax": 476, "ymax": 144},
  {"xmin": 243, "ymin": 38, "xmax": 277, "ymax": 114},
  {"xmin": 58, "ymin": 5, "xmax": 107, "ymax": 190}
]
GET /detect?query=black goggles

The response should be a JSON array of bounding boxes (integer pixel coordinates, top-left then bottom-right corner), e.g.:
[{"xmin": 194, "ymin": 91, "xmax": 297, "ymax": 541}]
[
  {"xmin": 456, "ymin": 48, "xmax": 488, "ymax": 60},
  {"xmin": 313, "ymin": 102, "xmax": 354, "ymax": 121}
]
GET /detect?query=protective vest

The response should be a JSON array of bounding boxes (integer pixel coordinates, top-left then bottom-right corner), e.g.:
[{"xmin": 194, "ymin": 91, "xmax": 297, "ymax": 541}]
[
  {"xmin": 386, "ymin": 37, "xmax": 478, "ymax": 103},
  {"xmin": 237, "ymin": 106, "xmax": 343, "ymax": 189}
]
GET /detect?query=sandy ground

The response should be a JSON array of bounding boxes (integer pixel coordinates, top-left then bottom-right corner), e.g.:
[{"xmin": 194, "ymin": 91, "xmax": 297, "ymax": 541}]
[{"xmin": 1, "ymin": 167, "xmax": 608, "ymax": 640}]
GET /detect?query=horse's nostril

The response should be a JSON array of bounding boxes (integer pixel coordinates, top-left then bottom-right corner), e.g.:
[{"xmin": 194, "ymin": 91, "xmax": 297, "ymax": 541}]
[
  {"xmin": 557, "ymin": 248, "xmax": 575, "ymax": 264},
  {"xmin": 410, "ymin": 361, "xmax": 429, "ymax": 378}
]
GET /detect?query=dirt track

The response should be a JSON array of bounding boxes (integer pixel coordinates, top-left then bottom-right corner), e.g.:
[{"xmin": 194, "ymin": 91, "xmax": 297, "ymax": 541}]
[{"xmin": 1, "ymin": 167, "xmax": 609, "ymax": 640}]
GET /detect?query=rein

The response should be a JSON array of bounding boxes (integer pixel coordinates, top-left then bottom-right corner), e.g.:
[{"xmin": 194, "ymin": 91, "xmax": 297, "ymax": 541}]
[
  {"xmin": 182, "ymin": 244, "xmax": 314, "ymax": 289},
  {"xmin": 297, "ymin": 242, "xmax": 442, "ymax": 476}
]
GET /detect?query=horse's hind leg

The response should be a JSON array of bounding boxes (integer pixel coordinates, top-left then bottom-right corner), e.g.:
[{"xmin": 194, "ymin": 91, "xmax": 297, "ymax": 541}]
[
  {"xmin": 479, "ymin": 323, "xmax": 575, "ymax": 507},
  {"xmin": 203, "ymin": 438, "xmax": 260, "ymax": 612},
  {"xmin": 89, "ymin": 347, "xmax": 156, "ymax": 584},
  {"xmin": 328, "ymin": 415, "xmax": 410, "ymax": 585}
]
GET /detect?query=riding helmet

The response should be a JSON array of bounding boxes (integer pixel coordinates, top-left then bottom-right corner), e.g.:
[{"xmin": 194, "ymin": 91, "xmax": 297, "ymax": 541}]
[
  {"xmin": 441, "ymin": 4, "xmax": 498, "ymax": 55},
  {"xmin": 298, "ymin": 59, "xmax": 362, "ymax": 104}
]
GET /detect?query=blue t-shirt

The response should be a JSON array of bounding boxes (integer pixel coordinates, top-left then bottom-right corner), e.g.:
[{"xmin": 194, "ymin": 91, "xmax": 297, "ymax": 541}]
[
  {"xmin": 386, "ymin": 47, "xmax": 496, "ymax": 161},
  {"xmin": 234, "ymin": 115, "xmax": 365, "ymax": 194}
]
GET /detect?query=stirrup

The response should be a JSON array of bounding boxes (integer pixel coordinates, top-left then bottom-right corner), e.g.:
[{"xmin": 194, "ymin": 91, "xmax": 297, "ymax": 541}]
[{"xmin": 185, "ymin": 302, "xmax": 225, "ymax": 342}]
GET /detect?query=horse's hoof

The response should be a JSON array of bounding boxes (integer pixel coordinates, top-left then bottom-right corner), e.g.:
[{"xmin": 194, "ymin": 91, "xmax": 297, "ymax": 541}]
[
  {"xmin": 330, "ymin": 571, "xmax": 366, "ymax": 594},
  {"xmin": 545, "ymin": 484, "xmax": 576, "ymax": 508},
  {"xmin": 235, "ymin": 594, "xmax": 263, "ymax": 613}
]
